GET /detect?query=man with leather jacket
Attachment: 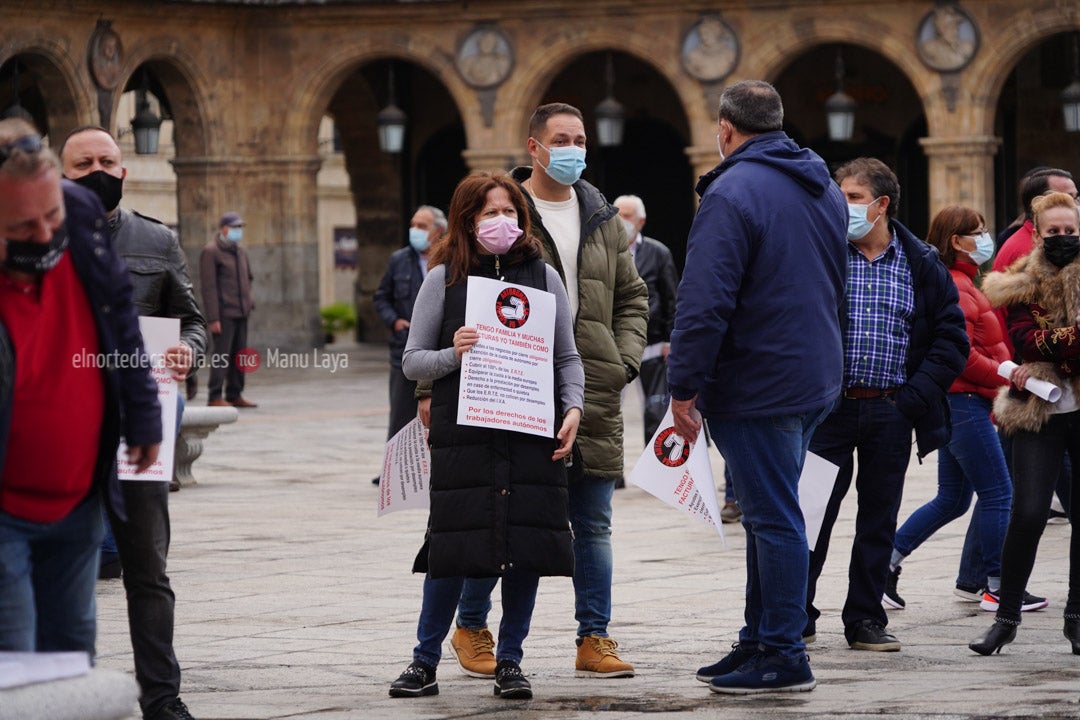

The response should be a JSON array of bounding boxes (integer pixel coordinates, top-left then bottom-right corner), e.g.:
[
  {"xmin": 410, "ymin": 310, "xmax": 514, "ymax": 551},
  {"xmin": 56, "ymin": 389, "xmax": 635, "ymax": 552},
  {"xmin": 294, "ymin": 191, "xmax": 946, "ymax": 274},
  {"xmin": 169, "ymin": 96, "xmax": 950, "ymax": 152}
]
[{"xmin": 60, "ymin": 125, "xmax": 205, "ymax": 720}]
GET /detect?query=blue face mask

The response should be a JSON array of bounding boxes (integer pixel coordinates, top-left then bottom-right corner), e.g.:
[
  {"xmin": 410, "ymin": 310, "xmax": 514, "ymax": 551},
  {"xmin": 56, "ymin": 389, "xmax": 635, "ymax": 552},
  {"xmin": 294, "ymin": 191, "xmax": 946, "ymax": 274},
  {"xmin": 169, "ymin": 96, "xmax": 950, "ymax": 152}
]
[
  {"xmin": 967, "ymin": 231, "xmax": 995, "ymax": 266},
  {"xmin": 226, "ymin": 227, "xmax": 243, "ymax": 242},
  {"xmin": 408, "ymin": 227, "xmax": 430, "ymax": 253},
  {"xmin": 846, "ymin": 198, "xmax": 882, "ymax": 241},
  {"xmin": 535, "ymin": 140, "xmax": 587, "ymax": 186}
]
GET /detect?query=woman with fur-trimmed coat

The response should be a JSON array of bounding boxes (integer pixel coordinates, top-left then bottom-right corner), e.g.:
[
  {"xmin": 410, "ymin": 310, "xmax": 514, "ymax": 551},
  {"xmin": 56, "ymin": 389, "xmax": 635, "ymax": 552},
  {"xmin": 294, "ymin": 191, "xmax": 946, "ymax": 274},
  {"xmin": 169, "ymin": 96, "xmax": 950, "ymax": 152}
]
[{"xmin": 971, "ymin": 191, "xmax": 1080, "ymax": 656}]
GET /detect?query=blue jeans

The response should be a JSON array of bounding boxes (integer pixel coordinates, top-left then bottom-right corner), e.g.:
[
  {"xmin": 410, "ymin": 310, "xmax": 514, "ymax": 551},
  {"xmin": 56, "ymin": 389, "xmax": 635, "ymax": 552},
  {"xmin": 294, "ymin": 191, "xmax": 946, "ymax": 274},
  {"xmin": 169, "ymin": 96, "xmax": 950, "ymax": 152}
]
[
  {"xmin": 807, "ymin": 396, "xmax": 913, "ymax": 637},
  {"xmin": 459, "ymin": 475, "xmax": 615, "ymax": 637},
  {"xmin": 894, "ymin": 394, "xmax": 1011, "ymax": 584},
  {"xmin": 709, "ymin": 404, "xmax": 832, "ymax": 660},
  {"xmin": 414, "ymin": 570, "xmax": 540, "ymax": 667},
  {"xmin": 0, "ymin": 493, "xmax": 104, "ymax": 654},
  {"xmin": 724, "ymin": 466, "xmax": 736, "ymax": 504}
]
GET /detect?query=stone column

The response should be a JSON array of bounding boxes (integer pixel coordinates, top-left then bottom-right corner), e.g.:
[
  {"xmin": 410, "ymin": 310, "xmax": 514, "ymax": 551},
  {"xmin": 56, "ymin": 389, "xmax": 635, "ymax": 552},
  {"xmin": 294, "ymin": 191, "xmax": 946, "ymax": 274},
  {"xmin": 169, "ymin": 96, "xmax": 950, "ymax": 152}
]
[
  {"xmin": 173, "ymin": 154, "xmax": 323, "ymax": 351},
  {"xmin": 918, "ymin": 136, "xmax": 1002, "ymax": 223}
]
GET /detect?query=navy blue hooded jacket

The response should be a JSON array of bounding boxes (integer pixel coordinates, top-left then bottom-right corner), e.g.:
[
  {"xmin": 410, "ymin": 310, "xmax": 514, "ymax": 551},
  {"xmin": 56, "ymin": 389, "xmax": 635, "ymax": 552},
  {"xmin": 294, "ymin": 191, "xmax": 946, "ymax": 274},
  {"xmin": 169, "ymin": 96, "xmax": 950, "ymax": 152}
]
[{"xmin": 667, "ymin": 131, "xmax": 848, "ymax": 419}]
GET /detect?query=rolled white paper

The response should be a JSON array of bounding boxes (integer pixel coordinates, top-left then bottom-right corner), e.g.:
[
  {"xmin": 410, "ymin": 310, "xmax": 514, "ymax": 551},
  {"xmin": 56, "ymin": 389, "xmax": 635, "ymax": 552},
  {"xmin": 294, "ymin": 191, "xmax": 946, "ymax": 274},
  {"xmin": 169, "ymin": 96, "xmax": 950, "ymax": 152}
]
[{"xmin": 998, "ymin": 360, "xmax": 1063, "ymax": 402}]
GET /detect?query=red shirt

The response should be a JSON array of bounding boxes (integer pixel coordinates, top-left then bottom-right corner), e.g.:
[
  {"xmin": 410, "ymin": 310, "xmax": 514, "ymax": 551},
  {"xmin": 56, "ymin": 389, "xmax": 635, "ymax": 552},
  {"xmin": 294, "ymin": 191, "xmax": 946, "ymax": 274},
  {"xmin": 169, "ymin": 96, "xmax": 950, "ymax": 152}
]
[
  {"xmin": 0, "ymin": 254, "xmax": 105, "ymax": 522},
  {"xmin": 990, "ymin": 220, "xmax": 1037, "ymax": 357}
]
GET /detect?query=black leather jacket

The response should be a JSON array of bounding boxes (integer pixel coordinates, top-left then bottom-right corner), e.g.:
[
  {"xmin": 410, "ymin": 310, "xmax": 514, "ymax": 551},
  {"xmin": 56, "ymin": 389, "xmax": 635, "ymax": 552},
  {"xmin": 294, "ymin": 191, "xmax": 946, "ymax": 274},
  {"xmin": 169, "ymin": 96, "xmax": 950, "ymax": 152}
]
[{"xmin": 110, "ymin": 207, "xmax": 207, "ymax": 360}]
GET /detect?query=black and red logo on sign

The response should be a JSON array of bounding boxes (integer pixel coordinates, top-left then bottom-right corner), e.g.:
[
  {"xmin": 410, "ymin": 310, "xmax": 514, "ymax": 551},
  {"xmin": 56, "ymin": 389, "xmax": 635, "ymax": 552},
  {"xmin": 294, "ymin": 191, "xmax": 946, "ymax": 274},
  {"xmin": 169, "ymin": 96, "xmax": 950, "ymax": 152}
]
[
  {"xmin": 653, "ymin": 427, "xmax": 690, "ymax": 467},
  {"xmin": 496, "ymin": 287, "xmax": 530, "ymax": 328}
]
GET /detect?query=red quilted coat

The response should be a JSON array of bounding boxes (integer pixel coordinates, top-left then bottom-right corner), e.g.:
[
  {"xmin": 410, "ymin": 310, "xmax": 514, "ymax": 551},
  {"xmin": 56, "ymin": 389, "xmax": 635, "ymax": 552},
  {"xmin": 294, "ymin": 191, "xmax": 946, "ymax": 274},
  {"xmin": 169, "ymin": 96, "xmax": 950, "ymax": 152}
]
[{"xmin": 949, "ymin": 261, "xmax": 1010, "ymax": 399}]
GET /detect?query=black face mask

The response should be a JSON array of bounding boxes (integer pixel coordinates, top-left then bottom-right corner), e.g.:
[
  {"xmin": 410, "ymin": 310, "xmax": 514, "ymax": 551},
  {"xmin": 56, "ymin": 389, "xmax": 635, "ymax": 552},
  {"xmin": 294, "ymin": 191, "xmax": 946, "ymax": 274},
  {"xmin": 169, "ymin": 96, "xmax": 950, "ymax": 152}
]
[
  {"xmin": 1043, "ymin": 234, "xmax": 1080, "ymax": 268},
  {"xmin": 70, "ymin": 170, "xmax": 123, "ymax": 212},
  {"xmin": 4, "ymin": 225, "xmax": 70, "ymax": 275}
]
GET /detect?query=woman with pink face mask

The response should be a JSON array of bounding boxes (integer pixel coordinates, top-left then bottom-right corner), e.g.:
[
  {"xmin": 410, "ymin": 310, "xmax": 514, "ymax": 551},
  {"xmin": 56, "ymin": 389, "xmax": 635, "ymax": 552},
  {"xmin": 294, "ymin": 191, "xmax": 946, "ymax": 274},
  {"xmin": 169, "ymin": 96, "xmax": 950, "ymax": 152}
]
[{"xmin": 387, "ymin": 171, "xmax": 584, "ymax": 701}]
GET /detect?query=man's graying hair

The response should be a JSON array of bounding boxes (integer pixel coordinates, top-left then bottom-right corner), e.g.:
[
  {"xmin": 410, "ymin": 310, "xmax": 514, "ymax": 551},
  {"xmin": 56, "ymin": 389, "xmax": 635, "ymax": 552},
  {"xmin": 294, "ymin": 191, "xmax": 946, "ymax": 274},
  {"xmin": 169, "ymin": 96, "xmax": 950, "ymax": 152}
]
[
  {"xmin": 0, "ymin": 118, "xmax": 59, "ymax": 178},
  {"xmin": 718, "ymin": 80, "xmax": 784, "ymax": 134},
  {"xmin": 417, "ymin": 205, "xmax": 447, "ymax": 233}
]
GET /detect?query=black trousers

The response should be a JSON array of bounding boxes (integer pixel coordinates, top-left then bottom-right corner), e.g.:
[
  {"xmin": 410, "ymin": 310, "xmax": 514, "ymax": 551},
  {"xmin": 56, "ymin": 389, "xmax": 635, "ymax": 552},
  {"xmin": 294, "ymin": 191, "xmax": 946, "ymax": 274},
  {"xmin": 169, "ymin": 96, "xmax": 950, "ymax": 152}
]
[
  {"xmin": 997, "ymin": 412, "xmax": 1080, "ymax": 623},
  {"xmin": 387, "ymin": 364, "xmax": 418, "ymax": 440},
  {"xmin": 107, "ymin": 481, "xmax": 180, "ymax": 716},
  {"xmin": 208, "ymin": 316, "xmax": 248, "ymax": 401}
]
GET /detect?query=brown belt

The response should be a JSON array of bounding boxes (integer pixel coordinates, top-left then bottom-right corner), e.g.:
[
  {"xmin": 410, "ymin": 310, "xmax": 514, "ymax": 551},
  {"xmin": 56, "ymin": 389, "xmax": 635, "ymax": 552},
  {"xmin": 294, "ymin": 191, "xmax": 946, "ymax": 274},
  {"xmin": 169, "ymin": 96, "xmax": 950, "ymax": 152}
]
[{"xmin": 843, "ymin": 387, "xmax": 898, "ymax": 400}]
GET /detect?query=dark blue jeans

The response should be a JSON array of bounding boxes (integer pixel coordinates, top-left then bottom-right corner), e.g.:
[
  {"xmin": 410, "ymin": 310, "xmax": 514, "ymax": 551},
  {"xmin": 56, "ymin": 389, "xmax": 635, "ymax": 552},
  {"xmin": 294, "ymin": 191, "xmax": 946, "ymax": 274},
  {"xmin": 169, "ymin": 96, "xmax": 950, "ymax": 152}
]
[
  {"xmin": 894, "ymin": 394, "xmax": 1011, "ymax": 584},
  {"xmin": 997, "ymin": 411, "xmax": 1080, "ymax": 623},
  {"xmin": 414, "ymin": 571, "xmax": 540, "ymax": 667},
  {"xmin": 807, "ymin": 396, "xmax": 913, "ymax": 638},
  {"xmin": 458, "ymin": 475, "xmax": 615, "ymax": 638},
  {"xmin": 0, "ymin": 493, "xmax": 103, "ymax": 654},
  {"xmin": 709, "ymin": 404, "xmax": 832, "ymax": 660}
]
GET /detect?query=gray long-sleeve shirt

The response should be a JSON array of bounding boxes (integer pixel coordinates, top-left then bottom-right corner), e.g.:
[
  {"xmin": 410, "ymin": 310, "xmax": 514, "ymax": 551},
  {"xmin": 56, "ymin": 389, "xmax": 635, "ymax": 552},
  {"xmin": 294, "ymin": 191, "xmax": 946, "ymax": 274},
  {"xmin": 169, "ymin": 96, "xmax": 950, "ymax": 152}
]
[{"xmin": 402, "ymin": 264, "xmax": 585, "ymax": 416}]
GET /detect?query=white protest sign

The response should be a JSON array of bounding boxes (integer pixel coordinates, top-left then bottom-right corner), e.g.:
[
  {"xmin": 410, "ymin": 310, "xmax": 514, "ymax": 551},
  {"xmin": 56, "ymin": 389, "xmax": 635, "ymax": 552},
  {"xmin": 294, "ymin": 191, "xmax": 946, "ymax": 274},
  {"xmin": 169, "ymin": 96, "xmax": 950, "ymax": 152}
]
[
  {"xmin": 799, "ymin": 451, "xmax": 839, "ymax": 550},
  {"xmin": 628, "ymin": 408, "xmax": 725, "ymax": 542},
  {"xmin": 117, "ymin": 316, "xmax": 178, "ymax": 482},
  {"xmin": 998, "ymin": 360, "xmax": 1062, "ymax": 402},
  {"xmin": 458, "ymin": 275, "xmax": 556, "ymax": 437},
  {"xmin": 378, "ymin": 417, "xmax": 431, "ymax": 516}
]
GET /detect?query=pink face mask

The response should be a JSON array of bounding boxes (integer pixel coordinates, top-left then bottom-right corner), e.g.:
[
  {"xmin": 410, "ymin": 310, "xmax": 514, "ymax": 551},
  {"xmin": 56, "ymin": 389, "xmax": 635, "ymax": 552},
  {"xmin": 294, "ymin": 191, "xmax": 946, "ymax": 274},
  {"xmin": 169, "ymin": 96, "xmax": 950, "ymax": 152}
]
[{"xmin": 475, "ymin": 215, "xmax": 523, "ymax": 255}]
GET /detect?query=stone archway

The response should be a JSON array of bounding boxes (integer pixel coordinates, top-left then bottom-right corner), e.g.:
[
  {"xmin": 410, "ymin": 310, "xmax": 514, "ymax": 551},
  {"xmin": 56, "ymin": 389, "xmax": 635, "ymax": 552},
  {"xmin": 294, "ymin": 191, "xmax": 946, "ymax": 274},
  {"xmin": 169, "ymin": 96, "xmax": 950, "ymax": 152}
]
[
  {"xmin": 0, "ymin": 47, "xmax": 88, "ymax": 142},
  {"xmin": 538, "ymin": 49, "xmax": 695, "ymax": 267},
  {"xmin": 773, "ymin": 42, "xmax": 929, "ymax": 236},
  {"xmin": 319, "ymin": 57, "xmax": 465, "ymax": 342},
  {"xmin": 992, "ymin": 32, "xmax": 1080, "ymax": 232}
]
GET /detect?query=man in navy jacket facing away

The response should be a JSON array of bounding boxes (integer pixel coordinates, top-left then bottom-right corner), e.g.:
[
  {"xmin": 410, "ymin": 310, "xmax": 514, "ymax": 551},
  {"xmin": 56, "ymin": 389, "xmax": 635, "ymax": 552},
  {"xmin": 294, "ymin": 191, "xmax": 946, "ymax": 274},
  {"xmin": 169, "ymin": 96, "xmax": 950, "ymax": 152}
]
[{"xmin": 668, "ymin": 80, "xmax": 848, "ymax": 695}]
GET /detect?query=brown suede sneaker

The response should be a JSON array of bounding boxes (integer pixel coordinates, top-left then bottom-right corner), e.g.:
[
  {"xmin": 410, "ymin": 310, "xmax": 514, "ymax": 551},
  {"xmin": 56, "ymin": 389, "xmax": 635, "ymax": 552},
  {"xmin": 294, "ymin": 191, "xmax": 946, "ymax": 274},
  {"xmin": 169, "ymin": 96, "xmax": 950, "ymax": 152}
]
[
  {"xmin": 450, "ymin": 626, "xmax": 496, "ymax": 678},
  {"xmin": 575, "ymin": 635, "xmax": 635, "ymax": 678}
]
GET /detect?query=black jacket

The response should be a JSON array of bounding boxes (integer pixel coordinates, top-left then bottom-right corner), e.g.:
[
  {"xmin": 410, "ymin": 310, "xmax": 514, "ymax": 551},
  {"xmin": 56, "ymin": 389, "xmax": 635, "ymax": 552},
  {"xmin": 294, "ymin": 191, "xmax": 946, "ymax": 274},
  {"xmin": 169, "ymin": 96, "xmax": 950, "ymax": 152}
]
[
  {"xmin": 111, "ymin": 207, "xmax": 206, "ymax": 360},
  {"xmin": 890, "ymin": 220, "xmax": 969, "ymax": 458},
  {"xmin": 633, "ymin": 236, "xmax": 679, "ymax": 345},
  {"xmin": 419, "ymin": 255, "xmax": 574, "ymax": 579},
  {"xmin": 373, "ymin": 246, "xmax": 425, "ymax": 368}
]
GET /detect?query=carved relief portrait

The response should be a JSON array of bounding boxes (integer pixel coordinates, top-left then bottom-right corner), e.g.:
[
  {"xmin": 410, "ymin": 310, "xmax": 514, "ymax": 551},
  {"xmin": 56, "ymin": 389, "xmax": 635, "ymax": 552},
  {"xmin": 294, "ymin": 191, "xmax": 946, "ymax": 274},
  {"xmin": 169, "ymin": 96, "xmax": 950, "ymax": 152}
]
[
  {"xmin": 89, "ymin": 22, "xmax": 124, "ymax": 90},
  {"xmin": 681, "ymin": 15, "xmax": 739, "ymax": 83},
  {"xmin": 916, "ymin": 4, "xmax": 979, "ymax": 72},
  {"xmin": 456, "ymin": 26, "xmax": 514, "ymax": 90}
]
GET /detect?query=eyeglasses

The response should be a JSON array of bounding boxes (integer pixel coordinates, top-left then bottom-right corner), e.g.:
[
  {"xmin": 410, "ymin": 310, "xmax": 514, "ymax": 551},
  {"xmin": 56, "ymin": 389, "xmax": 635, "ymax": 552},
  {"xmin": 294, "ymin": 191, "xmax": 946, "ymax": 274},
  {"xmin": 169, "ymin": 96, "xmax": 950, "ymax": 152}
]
[{"xmin": 0, "ymin": 134, "xmax": 44, "ymax": 167}]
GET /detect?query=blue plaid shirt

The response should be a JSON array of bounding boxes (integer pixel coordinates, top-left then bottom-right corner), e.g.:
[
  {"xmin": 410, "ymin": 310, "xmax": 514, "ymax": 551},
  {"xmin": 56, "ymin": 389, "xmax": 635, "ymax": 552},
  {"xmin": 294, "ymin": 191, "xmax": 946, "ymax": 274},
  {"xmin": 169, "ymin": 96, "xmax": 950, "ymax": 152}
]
[{"xmin": 844, "ymin": 230, "xmax": 914, "ymax": 389}]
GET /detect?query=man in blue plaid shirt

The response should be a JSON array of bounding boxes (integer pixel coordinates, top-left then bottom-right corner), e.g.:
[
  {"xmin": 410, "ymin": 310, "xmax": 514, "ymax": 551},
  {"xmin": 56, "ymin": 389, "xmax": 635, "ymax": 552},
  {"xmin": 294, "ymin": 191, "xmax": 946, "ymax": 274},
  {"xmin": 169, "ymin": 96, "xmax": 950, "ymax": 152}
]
[{"xmin": 804, "ymin": 158, "xmax": 968, "ymax": 652}]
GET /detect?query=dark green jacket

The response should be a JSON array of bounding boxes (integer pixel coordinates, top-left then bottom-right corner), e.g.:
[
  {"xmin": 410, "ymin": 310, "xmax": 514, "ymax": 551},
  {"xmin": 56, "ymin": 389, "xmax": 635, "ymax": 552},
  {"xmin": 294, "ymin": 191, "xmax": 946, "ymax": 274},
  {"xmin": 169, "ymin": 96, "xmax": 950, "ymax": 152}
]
[{"xmin": 511, "ymin": 167, "xmax": 649, "ymax": 478}]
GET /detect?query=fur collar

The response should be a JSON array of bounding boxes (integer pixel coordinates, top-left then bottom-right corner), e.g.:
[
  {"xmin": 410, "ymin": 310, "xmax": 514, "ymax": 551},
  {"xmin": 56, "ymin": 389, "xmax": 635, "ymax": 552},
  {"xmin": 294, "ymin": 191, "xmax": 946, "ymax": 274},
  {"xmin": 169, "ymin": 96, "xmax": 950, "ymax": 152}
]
[{"xmin": 983, "ymin": 247, "xmax": 1080, "ymax": 434}]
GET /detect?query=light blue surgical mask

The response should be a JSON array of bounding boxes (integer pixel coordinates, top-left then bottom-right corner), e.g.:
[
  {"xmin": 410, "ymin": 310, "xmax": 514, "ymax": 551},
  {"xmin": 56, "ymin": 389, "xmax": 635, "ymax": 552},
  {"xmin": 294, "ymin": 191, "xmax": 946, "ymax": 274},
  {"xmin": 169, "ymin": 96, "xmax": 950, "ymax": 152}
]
[
  {"xmin": 534, "ymin": 139, "xmax": 587, "ymax": 186},
  {"xmin": 408, "ymin": 227, "xmax": 430, "ymax": 253},
  {"xmin": 846, "ymin": 198, "xmax": 882, "ymax": 241},
  {"xmin": 967, "ymin": 231, "xmax": 995, "ymax": 266},
  {"xmin": 226, "ymin": 227, "xmax": 243, "ymax": 242}
]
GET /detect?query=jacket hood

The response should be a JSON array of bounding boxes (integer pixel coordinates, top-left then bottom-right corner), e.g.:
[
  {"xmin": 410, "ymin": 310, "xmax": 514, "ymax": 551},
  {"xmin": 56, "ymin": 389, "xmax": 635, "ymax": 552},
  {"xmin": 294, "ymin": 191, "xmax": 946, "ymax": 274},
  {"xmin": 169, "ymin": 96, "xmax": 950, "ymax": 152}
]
[{"xmin": 696, "ymin": 131, "xmax": 834, "ymax": 199}]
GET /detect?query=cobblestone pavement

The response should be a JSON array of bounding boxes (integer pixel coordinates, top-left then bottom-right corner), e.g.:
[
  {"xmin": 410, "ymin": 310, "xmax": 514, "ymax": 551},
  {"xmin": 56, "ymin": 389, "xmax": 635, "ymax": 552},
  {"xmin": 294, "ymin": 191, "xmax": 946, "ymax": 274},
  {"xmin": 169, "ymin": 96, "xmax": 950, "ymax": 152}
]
[{"xmin": 95, "ymin": 343, "xmax": 1080, "ymax": 719}]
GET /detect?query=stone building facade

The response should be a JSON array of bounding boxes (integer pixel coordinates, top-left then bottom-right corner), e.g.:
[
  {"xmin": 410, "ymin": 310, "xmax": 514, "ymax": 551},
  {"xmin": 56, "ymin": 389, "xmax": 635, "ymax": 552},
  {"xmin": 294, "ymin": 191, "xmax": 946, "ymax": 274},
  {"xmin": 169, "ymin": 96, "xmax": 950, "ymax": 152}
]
[{"xmin": 3, "ymin": 0, "xmax": 1079, "ymax": 349}]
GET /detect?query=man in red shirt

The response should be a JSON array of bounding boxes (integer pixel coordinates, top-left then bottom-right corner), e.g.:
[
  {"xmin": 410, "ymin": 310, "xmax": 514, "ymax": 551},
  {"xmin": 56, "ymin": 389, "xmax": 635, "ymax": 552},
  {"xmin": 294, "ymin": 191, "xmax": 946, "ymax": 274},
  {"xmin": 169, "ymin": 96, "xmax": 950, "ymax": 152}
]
[
  {"xmin": 0, "ymin": 118, "xmax": 161, "ymax": 657},
  {"xmin": 994, "ymin": 169, "xmax": 1077, "ymax": 275}
]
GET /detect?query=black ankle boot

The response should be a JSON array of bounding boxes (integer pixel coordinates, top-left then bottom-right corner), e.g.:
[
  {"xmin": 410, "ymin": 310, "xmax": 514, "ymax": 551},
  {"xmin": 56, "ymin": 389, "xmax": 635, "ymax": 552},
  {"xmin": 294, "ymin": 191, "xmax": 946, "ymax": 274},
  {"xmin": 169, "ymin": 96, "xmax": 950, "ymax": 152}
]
[
  {"xmin": 1065, "ymin": 619, "xmax": 1080, "ymax": 655},
  {"xmin": 969, "ymin": 621, "xmax": 1016, "ymax": 655}
]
